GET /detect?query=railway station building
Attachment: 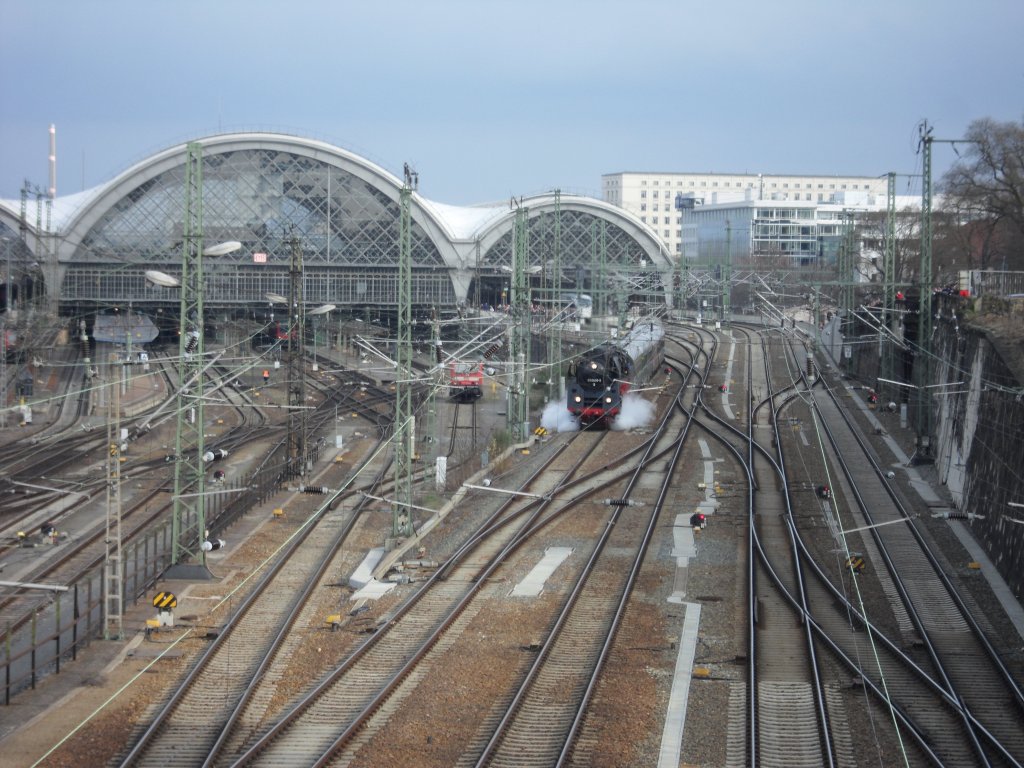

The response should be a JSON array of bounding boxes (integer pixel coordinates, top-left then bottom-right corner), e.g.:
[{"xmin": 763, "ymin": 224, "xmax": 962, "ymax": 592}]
[{"xmin": 0, "ymin": 133, "xmax": 674, "ymax": 322}]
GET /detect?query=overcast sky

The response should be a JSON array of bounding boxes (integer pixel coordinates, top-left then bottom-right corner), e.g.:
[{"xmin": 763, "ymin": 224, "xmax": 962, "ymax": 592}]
[{"xmin": 1, "ymin": 0, "xmax": 1021, "ymax": 206}]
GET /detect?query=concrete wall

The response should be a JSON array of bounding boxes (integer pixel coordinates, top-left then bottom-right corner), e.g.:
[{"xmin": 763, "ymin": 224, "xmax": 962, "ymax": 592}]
[{"xmin": 850, "ymin": 301, "xmax": 1024, "ymax": 600}]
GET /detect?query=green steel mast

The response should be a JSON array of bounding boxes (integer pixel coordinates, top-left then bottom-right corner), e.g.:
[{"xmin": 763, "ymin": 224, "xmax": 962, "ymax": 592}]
[
  {"xmin": 507, "ymin": 201, "xmax": 530, "ymax": 442},
  {"xmin": 917, "ymin": 123, "xmax": 935, "ymax": 461},
  {"xmin": 393, "ymin": 165, "xmax": 416, "ymax": 537},
  {"xmin": 547, "ymin": 191, "xmax": 562, "ymax": 405},
  {"xmin": 170, "ymin": 142, "xmax": 208, "ymax": 572},
  {"xmin": 286, "ymin": 233, "xmax": 308, "ymax": 476},
  {"xmin": 721, "ymin": 220, "xmax": 732, "ymax": 325},
  {"xmin": 883, "ymin": 172, "xmax": 897, "ymax": 394}
]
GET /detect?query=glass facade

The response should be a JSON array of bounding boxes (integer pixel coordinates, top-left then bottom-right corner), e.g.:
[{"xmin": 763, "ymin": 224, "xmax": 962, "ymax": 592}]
[
  {"xmin": 64, "ymin": 147, "xmax": 452, "ymax": 308},
  {"xmin": 21, "ymin": 137, "xmax": 670, "ymax": 314},
  {"xmin": 482, "ymin": 209, "xmax": 651, "ymax": 272}
]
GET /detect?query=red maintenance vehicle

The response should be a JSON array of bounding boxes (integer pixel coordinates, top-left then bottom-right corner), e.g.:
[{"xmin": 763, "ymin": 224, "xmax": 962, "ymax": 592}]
[{"xmin": 449, "ymin": 360, "xmax": 484, "ymax": 402}]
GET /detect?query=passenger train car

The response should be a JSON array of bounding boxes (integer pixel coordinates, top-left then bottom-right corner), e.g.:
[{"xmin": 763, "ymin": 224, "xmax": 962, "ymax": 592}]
[{"xmin": 566, "ymin": 319, "xmax": 665, "ymax": 425}]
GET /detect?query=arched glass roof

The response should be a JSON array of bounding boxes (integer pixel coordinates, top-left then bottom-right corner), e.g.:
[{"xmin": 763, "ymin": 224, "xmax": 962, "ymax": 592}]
[{"xmin": 1, "ymin": 133, "xmax": 671, "ymax": 312}]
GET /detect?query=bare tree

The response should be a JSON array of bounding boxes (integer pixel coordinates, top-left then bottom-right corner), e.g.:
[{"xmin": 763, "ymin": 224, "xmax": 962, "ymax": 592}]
[
  {"xmin": 939, "ymin": 117, "xmax": 1024, "ymax": 271},
  {"xmin": 855, "ymin": 207, "xmax": 922, "ymax": 284}
]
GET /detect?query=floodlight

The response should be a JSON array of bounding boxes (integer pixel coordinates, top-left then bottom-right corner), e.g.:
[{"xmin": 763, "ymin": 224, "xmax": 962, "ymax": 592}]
[
  {"xmin": 202, "ymin": 241, "xmax": 242, "ymax": 257},
  {"xmin": 145, "ymin": 270, "xmax": 180, "ymax": 288}
]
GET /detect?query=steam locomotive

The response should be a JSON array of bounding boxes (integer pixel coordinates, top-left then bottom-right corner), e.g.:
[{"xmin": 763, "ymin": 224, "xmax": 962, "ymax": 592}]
[{"xmin": 567, "ymin": 319, "xmax": 665, "ymax": 425}]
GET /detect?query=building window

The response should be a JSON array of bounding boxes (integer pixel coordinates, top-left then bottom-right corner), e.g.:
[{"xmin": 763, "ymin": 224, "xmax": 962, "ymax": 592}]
[
  {"xmin": 653, "ymin": 203, "xmax": 659, "ymax": 211},
  {"xmin": 641, "ymin": 191, "xmax": 647, "ymax": 199},
  {"xmin": 641, "ymin": 216, "xmax": 647, "ymax": 223},
  {"xmin": 653, "ymin": 191, "xmax": 659, "ymax": 199},
  {"xmin": 640, "ymin": 203, "xmax": 647, "ymax": 211},
  {"xmin": 664, "ymin": 229, "xmax": 670, "ymax": 238},
  {"xmin": 652, "ymin": 216, "xmax": 659, "ymax": 224}
]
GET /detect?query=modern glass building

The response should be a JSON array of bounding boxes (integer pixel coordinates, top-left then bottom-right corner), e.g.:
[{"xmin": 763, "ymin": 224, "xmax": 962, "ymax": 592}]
[{"xmin": 1, "ymin": 133, "xmax": 673, "ymax": 319}]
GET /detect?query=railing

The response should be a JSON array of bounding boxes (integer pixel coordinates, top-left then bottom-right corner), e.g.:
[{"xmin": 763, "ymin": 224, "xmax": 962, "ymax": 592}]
[
  {"xmin": 2, "ymin": 522, "xmax": 174, "ymax": 705},
  {"xmin": 964, "ymin": 270, "xmax": 1024, "ymax": 298},
  {"xmin": 1, "ymin": 452, "xmax": 292, "ymax": 706}
]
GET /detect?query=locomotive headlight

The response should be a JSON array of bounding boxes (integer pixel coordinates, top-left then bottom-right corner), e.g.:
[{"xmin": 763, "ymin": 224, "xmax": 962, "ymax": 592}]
[
  {"xmin": 589, "ymin": 362, "xmax": 598, "ymax": 369},
  {"xmin": 605, "ymin": 396, "xmax": 613, "ymax": 404},
  {"xmin": 574, "ymin": 395, "xmax": 582, "ymax": 403}
]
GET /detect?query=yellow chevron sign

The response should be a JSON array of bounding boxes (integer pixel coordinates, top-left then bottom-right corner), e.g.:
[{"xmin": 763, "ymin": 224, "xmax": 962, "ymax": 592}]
[{"xmin": 153, "ymin": 591, "xmax": 177, "ymax": 610}]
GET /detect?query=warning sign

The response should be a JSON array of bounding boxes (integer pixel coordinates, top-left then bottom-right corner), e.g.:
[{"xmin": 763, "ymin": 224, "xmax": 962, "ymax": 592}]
[{"xmin": 153, "ymin": 591, "xmax": 177, "ymax": 610}]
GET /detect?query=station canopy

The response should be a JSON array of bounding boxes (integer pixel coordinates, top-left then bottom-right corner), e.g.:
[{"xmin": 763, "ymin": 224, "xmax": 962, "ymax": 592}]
[{"xmin": 0, "ymin": 132, "xmax": 672, "ymax": 314}]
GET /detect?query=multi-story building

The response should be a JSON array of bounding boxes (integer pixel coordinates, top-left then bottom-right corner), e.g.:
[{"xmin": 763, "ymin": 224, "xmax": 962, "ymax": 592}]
[{"xmin": 602, "ymin": 171, "xmax": 890, "ymax": 258}]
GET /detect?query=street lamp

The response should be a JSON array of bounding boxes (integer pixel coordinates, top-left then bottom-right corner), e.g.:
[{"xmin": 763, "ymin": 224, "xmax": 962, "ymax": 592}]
[
  {"xmin": 145, "ymin": 270, "xmax": 180, "ymax": 288},
  {"xmin": 203, "ymin": 240, "xmax": 241, "ymax": 257}
]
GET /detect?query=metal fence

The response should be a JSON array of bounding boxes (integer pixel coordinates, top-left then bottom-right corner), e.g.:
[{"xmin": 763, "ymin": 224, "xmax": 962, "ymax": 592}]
[
  {"xmin": 3, "ymin": 522, "xmax": 174, "ymax": 705},
  {"xmin": 1, "ymin": 447, "xmax": 296, "ymax": 705},
  {"xmin": 964, "ymin": 270, "xmax": 1024, "ymax": 298}
]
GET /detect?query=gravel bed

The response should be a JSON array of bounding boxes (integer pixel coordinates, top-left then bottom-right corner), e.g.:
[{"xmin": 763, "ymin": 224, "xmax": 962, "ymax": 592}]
[{"xmin": 7, "ymin": 357, "xmax": 1019, "ymax": 768}]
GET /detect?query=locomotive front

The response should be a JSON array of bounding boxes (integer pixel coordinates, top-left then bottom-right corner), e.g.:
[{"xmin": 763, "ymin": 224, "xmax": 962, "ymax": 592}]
[
  {"xmin": 567, "ymin": 345, "xmax": 633, "ymax": 424},
  {"xmin": 565, "ymin": 319, "xmax": 664, "ymax": 427}
]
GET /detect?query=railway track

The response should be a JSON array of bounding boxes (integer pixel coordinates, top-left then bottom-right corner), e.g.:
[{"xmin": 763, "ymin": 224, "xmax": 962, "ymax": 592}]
[
  {"xmin": 727, "ymin": 321, "xmax": 1024, "ymax": 766},
  {"xmin": 113, "ymin": 328, "xmax": 711, "ymax": 766}
]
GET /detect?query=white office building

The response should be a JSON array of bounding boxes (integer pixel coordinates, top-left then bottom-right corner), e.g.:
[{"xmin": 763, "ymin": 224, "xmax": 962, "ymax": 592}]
[{"xmin": 602, "ymin": 171, "xmax": 891, "ymax": 261}]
